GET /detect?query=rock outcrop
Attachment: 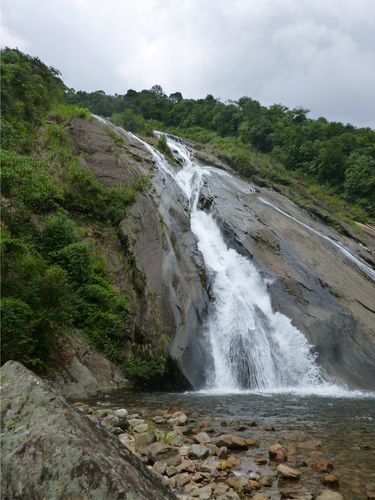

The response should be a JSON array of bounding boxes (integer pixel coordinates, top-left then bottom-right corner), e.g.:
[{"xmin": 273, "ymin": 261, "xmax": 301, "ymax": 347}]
[
  {"xmin": 0, "ymin": 361, "xmax": 175, "ymax": 499},
  {"xmin": 49, "ymin": 334, "xmax": 128, "ymax": 399}
]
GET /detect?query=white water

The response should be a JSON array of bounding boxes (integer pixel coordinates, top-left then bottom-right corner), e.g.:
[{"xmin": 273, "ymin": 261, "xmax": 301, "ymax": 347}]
[{"xmin": 129, "ymin": 132, "xmax": 324, "ymax": 391}]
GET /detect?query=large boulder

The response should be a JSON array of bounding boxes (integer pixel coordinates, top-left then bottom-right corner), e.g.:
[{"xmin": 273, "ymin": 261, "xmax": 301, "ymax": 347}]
[{"xmin": 0, "ymin": 361, "xmax": 175, "ymax": 499}]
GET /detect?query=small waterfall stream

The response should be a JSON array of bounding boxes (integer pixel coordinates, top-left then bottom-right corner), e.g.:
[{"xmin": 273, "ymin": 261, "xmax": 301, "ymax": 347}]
[{"xmin": 131, "ymin": 131, "xmax": 323, "ymax": 391}]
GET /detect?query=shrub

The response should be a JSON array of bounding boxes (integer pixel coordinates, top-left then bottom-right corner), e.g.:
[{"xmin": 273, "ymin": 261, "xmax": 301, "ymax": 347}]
[
  {"xmin": 124, "ymin": 357, "xmax": 167, "ymax": 387},
  {"xmin": 0, "ymin": 298, "xmax": 35, "ymax": 365},
  {"xmin": 41, "ymin": 212, "xmax": 76, "ymax": 255},
  {"xmin": 56, "ymin": 243, "xmax": 93, "ymax": 284},
  {"xmin": 0, "ymin": 150, "xmax": 64, "ymax": 212}
]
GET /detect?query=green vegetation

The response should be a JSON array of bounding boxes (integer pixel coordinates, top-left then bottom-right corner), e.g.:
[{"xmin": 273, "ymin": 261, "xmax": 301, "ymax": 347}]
[
  {"xmin": 68, "ymin": 84, "xmax": 375, "ymax": 223},
  {"xmin": 123, "ymin": 356, "xmax": 167, "ymax": 387},
  {"xmin": 0, "ymin": 48, "xmax": 147, "ymax": 371}
]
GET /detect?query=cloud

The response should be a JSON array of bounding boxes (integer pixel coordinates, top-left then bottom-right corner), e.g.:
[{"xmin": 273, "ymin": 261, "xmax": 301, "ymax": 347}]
[{"xmin": 1, "ymin": 0, "xmax": 375, "ymax": 127}]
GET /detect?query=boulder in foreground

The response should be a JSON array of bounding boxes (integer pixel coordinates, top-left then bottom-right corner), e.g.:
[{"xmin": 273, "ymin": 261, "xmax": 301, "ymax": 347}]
[{"xmin": 0, "ymin": 361, "xmax": 175, "ymax": 500}]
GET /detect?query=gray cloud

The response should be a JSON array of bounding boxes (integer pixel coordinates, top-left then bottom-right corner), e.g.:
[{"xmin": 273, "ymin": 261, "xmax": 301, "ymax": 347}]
[{"xmin": 1, "ymin": 0, "xmax": 375, "ymax": 127}]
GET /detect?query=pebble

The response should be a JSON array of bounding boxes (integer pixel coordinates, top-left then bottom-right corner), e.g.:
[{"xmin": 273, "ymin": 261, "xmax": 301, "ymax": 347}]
[
  {"xmin": 316, "ymin": 491, "xmax": 343, "ymax": 500},
  {"xmin": 114, "ymin": 408, "xmax": 128, "ymax": 418},
  {"xmin": 321, "ymin": 474, "xmax": 339, "ymax": 488},
  {"xmin": 189, "ymin": 444, "xmax": 210, "ymax": 460},
  {"xmin": 277, "ymin": 463, "xmax": 301, "ymax": 480}
]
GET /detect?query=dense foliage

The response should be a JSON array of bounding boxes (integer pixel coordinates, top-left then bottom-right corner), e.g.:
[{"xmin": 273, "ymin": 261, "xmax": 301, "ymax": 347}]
[
  {"xmin": 68, "ymin": 85, "xmax": 375, "ymax": 219},
  {"xmin": 0, "ymin": 48, "xmax": 140, "ymax": 370}
]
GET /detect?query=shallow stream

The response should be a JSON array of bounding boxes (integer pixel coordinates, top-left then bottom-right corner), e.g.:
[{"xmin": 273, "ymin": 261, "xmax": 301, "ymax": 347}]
[{"xmin": 90, "ymin": 390, "xmax": 375, "ymax": 499}]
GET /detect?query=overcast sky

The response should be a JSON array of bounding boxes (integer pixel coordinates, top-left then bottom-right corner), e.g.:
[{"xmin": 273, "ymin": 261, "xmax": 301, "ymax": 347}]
[{"xmin": 1, "ymin": 0, "xmax": 375, "ymax": 127}]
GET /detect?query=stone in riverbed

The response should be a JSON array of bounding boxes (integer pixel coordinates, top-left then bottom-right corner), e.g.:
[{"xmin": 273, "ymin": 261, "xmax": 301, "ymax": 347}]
[
  {"xmin": 277, "ymin": 464, "xmax": 301, "ymax": 480},
  {"xmin": 119, "ymin": 432, "xmax": 136, "ymax": 452},
  {"xmin": 134, "ymin": 431, "xmax": 156, "ymax": 450},
  {"xmin": 252, "ymin": 494, "xmax": 269, "ymax": 500},
  {"xmin": 279, "ymin": 484, "xmax": 312, "ymax": 499},
  {"xmin": 189, "ymin": 485, "xmax": 213, "ymax": 499},
  {"xmin": 129, "ymin": 418, "xmax": 145, "ymax": 427},
  {"xmin": 165, "ymin": 465, "xmax": 177, "ymax": 477},
  {"xmin": 152, "ymin": 461, "xmax": 167, "ymax": 475},
  {"xmin": 268, "ymin": 442, "xmax": 284, "ymax": 459},
  {"xmin": 312, "ymin": 460, "xmax": 334, "ymax": 473},
  {"xmin": 178, "ymin": 445, "xmax": 190, "ymax": 457},
  {"xmin": 316, "ymin": 491, "xmax": 343, "ymax": 500},
  {"xmin": 133, "ymin": 423, "xmax": 149, "ymax": 433},
  {"xmin": 175, "ymin": 472, "xmax": 190, "ymax": 487},
  {"xmin": 177, "ymin": 459, "xmax": 197, "ymax": 473},
  {"xmin": 297, "ymin": 439, "xmax": 321, "ymax": 450},
  {"xmin": 200, "ymin": 457, "xmax": 220, "ymax": 473},
  {"xmin": 275, "ymin": 449, "xmax": 288, "ymax": 463},
  {"xmin": 141, "ymin": 441, "xmax": 181, "ymax": 466},
  {"xmin": 226, "ymin": 475, "xmax": 252, "ymax": 494},
  {"xmin": 153, "ymin": 415, "xmax": 166, "ymax": 424},
  {"xmin": 168, "ymin": 411, "xmax": 188, "ymax": 426},
  {"xmin": 214, "ymin": 482, "xmax": 230, "ymax": 495},
  {"xmin": 189, "ymin": 444, "xmax": 210, "ymax": 460},
  {"xmin": 255, "ymin": 454, "xmax": 268, "ymax": 465},
  {"xmin": 213, "ymin": 434, "xmax": 249, "ymax": 450},
  {"xmin": 260, "ymin": 474, "xmax": 274, "ymax": 487},
  {"xmin": 114, "ymin": 408, "xmax": 128, "ymax": 418},
  {"xmin": 245, "ymin": 438, "xmax": 259, "ymax": 447},
  {"xmin": 226, "ymin": 454, "xmax": 241, "ymax": 467},
  {"xmin": 193, "ymin": 431, "xmax": 211, "ymax": 444},
  {"xmin": 321, "ymin": 474, "xmax": 339, "ymax": 488}
]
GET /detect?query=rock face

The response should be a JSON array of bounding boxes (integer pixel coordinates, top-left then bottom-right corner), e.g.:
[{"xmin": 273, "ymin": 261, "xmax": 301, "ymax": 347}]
[
  {"xmin": 0, "ymin": 361, "xmax": 175, "ymax": 500},
  {"xmin": 49, "ymin": 334, "xmax": 127, "ymax": 399}
]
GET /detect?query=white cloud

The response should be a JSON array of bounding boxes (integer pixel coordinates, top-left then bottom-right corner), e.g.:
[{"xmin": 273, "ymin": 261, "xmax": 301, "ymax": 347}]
[
  {"xmin": 0, "ymin": 23, "xmax": 28, "ymax": 50},
  {"xmin": 1, "ymin": 0, "xmax": 375, "ymax": 126}
]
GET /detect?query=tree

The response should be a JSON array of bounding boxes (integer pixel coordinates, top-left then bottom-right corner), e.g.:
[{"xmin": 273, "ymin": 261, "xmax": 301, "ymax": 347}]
[{"xmin": 344, "ymin": 153, "xmax": 375, "ymax": 199}]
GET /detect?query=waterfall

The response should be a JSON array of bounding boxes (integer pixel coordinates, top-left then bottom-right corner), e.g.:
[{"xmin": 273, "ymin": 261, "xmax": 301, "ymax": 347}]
[{"xmin": 129, "ymin": 131, "xmax": 323, "ymax": 391}]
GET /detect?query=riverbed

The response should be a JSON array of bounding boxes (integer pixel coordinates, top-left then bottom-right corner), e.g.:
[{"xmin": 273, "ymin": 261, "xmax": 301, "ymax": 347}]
[{"xmin": 89, "ymin": 389, "xmax": 375, "ymax": 499}]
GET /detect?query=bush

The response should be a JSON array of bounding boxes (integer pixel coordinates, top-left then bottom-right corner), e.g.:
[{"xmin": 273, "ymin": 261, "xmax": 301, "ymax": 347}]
[
  {"xmin": 56, "ymin": 243, "xmax": 93, "ymax": 284},
  {"xmin": 41, "ymin": 212, "xmax": 76, "ymax": 255},
  {"xmin": 0, "ymin": 150, "xmax": 64, "ymax": 212},
  {"xmin": 0, "ymin": 298, "xmax": 35, "ymax": 365},
  {"xmin": 124, "ymin": 357, "xmax": 167, "ymax": 387}
]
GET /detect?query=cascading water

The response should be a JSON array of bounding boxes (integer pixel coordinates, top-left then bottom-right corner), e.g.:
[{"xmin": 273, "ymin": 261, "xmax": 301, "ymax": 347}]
[{"xmin": 130, "ymin": 130, "xmax": 323, "ymax": 391}]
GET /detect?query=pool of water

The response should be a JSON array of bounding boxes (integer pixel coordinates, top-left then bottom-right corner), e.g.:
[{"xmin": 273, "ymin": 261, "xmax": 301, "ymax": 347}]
[{"xmin": 91, "ymin": 390, "xmax": 375, "ymax": 498}]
